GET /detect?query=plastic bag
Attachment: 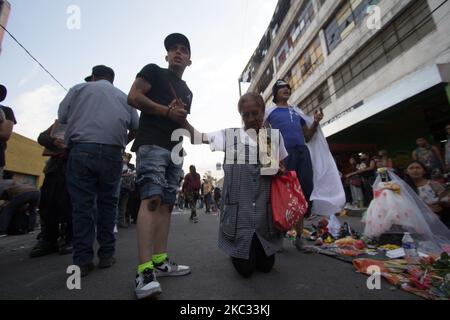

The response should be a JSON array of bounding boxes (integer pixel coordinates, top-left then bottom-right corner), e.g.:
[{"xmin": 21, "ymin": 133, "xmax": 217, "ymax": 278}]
[
  {"xmin": 363, "ymin": 169, "xmax": 450, "ymax": 254},
  {"xmin": 363, "ymin": 181, "xmax": 422, "ymax": 238},
  {"xmin": 271, "ymin": 171, "xmax": 308, "ymax": 231}
]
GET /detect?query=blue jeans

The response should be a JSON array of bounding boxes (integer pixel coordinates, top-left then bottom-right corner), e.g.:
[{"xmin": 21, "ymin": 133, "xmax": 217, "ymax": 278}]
[
  {"xmin": 136, "ymin": 145, "xmax": 183, "ymax": 204},
  {"xmin": 67, "ymin": 143, "xmax": 123, "ymax": 266},
  {"xmin": 0, "ymin": 191, "xmax": 39, "ymax": 234},
  {"xmin": 115, "ymin": 187, "xmax": 130, "ymax": 225}
]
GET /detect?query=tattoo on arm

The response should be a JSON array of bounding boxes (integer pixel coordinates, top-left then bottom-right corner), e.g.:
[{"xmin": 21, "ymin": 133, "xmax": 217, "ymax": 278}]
[{"xmin": 128, "ymin": 78, "xmax": 167, "ymax": 117}]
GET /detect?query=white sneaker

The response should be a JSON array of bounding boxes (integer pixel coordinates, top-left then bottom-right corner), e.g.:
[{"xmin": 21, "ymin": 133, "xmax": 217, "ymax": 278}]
[
  {"xmin": 135, "ymin": 269, "xmax": 162, "ymax": 300},
  {"xmin": 154, "ymin": 259, "xmax": 191, "ymax": 277},
  {"xmin": 114, "ymin": 225, "xmax": 118, "ymax": 233}
]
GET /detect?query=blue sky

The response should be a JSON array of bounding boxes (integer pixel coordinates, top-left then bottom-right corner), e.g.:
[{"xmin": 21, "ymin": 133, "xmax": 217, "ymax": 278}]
[{"xmin": 0, "ymin": 0, "xmax": 278, "ymax": 177}]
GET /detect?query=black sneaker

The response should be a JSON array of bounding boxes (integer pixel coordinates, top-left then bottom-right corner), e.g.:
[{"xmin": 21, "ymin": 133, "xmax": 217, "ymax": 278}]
[
  {"xmin": 135, "ymin": 268, "xmax": 162, "ymax": 300},
  {"xmin": 29, "ymin": 240, "xmax": 59, "ymax": 258},
  {"xmin": 80, "ymin": 263, "xmax": 95, "ymax": 277},
  {"xmin": 98, "ymin": 256, "xmax": 116, "ymax": 269}
]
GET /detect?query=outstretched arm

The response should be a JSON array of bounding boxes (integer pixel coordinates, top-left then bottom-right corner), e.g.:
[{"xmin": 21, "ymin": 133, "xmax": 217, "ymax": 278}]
[
  {"xmin": 346, "ymin": 171, "xmax": 361, "ymax": 179},
  {"xmin": 358, "ymin": 160, "xmax": 376, "ymax": 174},
  {"xmin": 182, "ymin": 120, "xmax": 209, "ymax": 145},
  {"xmin": 37, "ymin": 124, "xmax": 65, "ymax": 151}
]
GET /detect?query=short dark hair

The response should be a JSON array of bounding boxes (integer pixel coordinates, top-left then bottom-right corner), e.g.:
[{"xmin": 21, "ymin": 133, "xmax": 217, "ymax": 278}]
[
  {"xmin": 93, "ymin": 74, "xmax": 114, "ymax": 84},
  {"xmin": 0, "ymin": 85, "xmax": 7, "ymax": 102},
  {"xmin": 238, "ymin": 92, "xmax": 265, "ymax": 113},
  {"xmin": 406, "ymin": 160, "xmax": 428, "ymax": 172}
]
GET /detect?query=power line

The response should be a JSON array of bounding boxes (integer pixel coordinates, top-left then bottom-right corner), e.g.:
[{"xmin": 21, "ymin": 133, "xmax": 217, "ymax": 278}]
[{"xmin": 0, "ymin": 23, "xmax": 68, "ymax": 92}]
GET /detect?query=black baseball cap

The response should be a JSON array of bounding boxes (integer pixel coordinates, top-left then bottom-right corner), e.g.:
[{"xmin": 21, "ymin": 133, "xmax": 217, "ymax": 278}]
[
  {"xmin": 85, "ymin": 65, "xmax": 115, "ymax": 83},
  {"xmin": 164, "ymin": 33, "xmax": 191, "ymax": 55},
  {"xmin": 272, "ymin": 79, "xmax": 291, "ymax": 103}
]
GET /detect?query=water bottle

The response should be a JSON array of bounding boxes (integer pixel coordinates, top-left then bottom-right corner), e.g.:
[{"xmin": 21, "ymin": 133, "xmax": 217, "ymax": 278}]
[{"xmin": 402, "ymin": 232, "xmax": 418, "ymax": 258}]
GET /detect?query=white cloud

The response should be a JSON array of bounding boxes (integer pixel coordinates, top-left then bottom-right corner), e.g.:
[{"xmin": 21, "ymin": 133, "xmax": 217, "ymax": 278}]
[
  {"xmin": 12, "ymin": 84, "xmax": 66, "ymax": 140},
  {"xmin": 18, "ymin": 64, "xmax": 40, "ymax": 87}
]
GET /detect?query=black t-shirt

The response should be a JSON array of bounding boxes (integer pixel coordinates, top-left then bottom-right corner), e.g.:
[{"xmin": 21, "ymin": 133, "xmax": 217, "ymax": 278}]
[
  {"xmin": 131, "ymin": 64, "xmax": 193, "ymax": 152},
  {"xmin": 0, "ymin": 105, "xmax": 17, "ymax": 168}
]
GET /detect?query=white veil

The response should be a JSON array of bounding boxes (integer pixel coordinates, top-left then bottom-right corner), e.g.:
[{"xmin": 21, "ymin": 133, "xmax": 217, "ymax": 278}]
[{"xmin": 364, "ymin": 169, "xmax": 450, "ymax": 254}]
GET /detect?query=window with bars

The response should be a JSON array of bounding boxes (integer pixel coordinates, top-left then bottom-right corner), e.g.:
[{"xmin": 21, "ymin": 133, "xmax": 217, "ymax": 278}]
[
  {"xmin": 286, "ymin": 36, "xmax": 324, "ymax": 93},
  {"xmin": 256, "ymin": 63, "xmax": 275, "ymax": 95},
  {"xmin": 274, "ymin": 1, "xmax": 315, "ymax": 69},
  {"xmin": 324, "ymin": 0, "xmax": 382, "ymax": 54},
  {"xmin": 331, "ymin": 0, "xmax": 436, "ymax": 99}
]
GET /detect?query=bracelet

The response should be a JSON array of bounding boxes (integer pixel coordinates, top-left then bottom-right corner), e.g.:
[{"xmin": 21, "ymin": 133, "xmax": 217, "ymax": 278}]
[{"xmin": 166, "ymin": 106, "xmax": 174, "ymax": 118}]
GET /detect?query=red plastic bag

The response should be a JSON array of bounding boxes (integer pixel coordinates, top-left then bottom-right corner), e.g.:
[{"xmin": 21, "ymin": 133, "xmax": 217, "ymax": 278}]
[{"xmin": 271, "ymin": 171, "xmax": 308, "ymax": 231}]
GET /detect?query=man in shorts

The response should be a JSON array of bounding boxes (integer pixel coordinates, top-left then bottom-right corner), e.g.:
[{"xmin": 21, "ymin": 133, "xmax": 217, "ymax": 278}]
[{"xmin": 127, "ymin": 33, "xmax": 193, "ymax": 299}]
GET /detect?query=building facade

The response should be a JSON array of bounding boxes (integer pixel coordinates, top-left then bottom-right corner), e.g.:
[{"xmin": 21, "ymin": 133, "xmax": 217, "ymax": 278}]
[
  {"xmin": 240, "ymin": 0, "xmax": 450, "ymax": 170},
  {"xmin": 5, "ymin": 132, "xmax": 46, "ymax": 187},
  {"xmin": 0, "ymin": 0, "xmax": 11, "ymax": 55}
]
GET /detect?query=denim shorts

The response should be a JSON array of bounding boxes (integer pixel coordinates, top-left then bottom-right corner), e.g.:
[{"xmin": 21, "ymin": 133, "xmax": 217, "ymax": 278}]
[{"xmin": 136, "ymin": 145, "xmax": 183, "ymax": 205}]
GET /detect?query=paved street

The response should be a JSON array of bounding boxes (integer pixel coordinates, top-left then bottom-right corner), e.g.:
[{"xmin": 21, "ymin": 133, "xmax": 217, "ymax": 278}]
[{"xmin": 0, "ymin": 209, "xmax": 419, "ymax": 300}]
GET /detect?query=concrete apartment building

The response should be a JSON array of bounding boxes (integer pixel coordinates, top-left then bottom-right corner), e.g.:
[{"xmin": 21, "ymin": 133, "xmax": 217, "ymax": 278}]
[
  {"xmin": 0, "ymin": 0, "xmax": 11, "ymax": 54},
  {"xmin": 240, "ymin": 0, "xmax": 450, "ymax": 170}
]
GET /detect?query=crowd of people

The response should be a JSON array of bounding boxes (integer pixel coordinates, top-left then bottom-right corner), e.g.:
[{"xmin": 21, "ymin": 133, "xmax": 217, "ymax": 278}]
[
  {"xmin": 0, "ymin": 32, "xmax": 449, "ymax": 300},
  {"xmin": 344, "ymin": 151, "xmax": 393, "ymax": 209},
  {"xmin": 0, "ymin": 84, "xmax": 41, "ymax": 237},
  {"xmin": 0, "ymin": 33, "xmax": 341, "ymax": 299},
  {"xmin": 176, "ymin": 168, "xmax": 221, "ymax": 220},
  {"xmin": 340, "ymin": 133, "xmax": 450, "ymax": 229}
]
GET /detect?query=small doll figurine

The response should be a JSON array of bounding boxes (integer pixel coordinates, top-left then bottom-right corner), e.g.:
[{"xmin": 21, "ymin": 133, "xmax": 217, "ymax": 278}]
[{"xmin": 317, "ymin": 219, "xmax": 330, "ymax": 240}]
